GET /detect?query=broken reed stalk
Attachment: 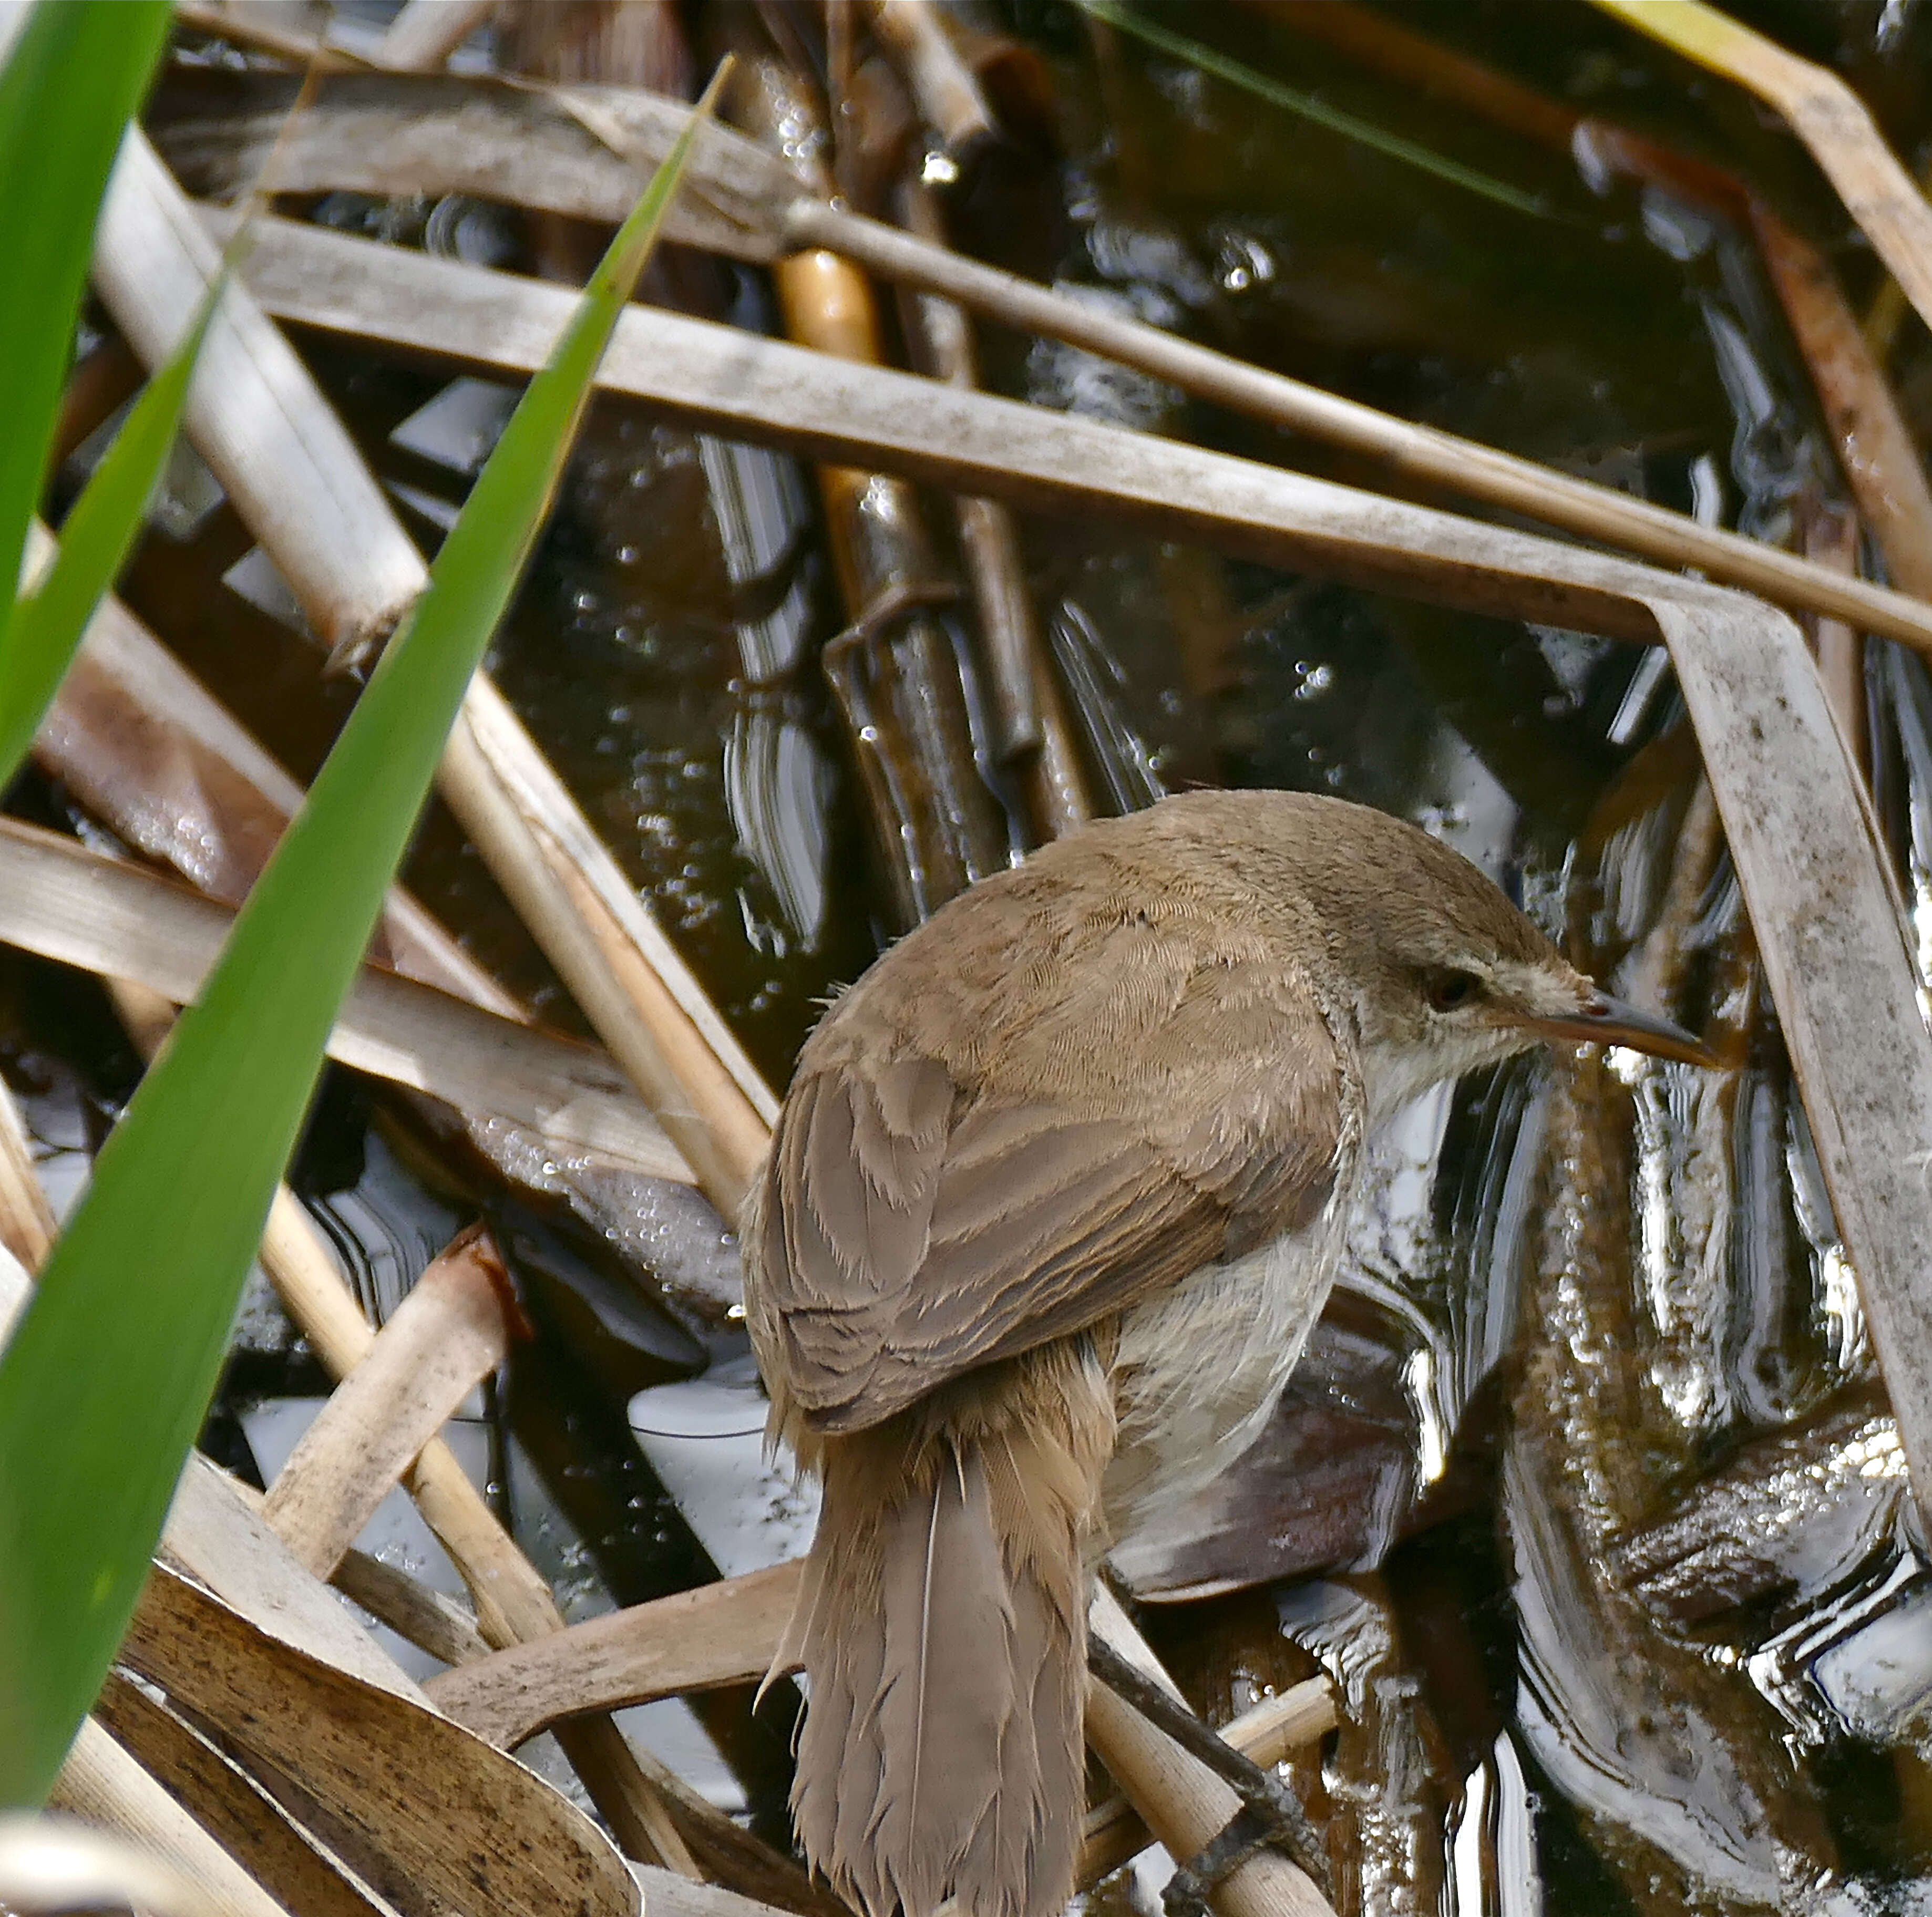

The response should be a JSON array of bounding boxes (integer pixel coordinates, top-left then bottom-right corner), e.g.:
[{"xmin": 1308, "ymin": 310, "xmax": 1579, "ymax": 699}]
[
  {"xmin": 258, "ymin": 1225, "xmax": 516, "ymax": 1580},
  {"xmin": 897, "ymin": 172, "xmax": 1093, "ymax": 842},
  {"xmin": 224, "ymin": 1219, "xmax": 821, "ymax": 1901},
  {"xmin": 90, "ymin": 123, "xmax": 774, "ymax": 1220},
  {"xmin": 264, "ymin": 1189, "xmax": 698, "ymax": 1875},
  {"xmin": 727, "ymin": 47, "xmax": 1008, "ymax": 925},
  {"xmin": 0, "ymin": 1170, "xmax": 630, "ymax": 1911},
  {"xmin": 228, "ymin": 1231, "xmax": 816, "ymax": 1908},
  {"xmin": 865, "ymin": 0, "xmax": 996, "ymax": 156}
]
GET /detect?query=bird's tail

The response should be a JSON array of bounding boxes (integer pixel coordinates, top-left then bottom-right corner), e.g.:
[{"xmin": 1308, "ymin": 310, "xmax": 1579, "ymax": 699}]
[{"xmin": 778, "ymin": 1346, "xmax": 1114, "ymax": 1917}]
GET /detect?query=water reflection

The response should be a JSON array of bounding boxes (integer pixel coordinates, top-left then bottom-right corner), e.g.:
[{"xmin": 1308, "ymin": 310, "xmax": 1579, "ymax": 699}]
[{"xmin": 698, "ymin": 435, "xmax": 837, "ymax": 957}]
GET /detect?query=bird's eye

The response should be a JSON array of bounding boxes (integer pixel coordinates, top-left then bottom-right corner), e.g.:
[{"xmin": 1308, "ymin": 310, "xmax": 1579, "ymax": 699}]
[{"xmin": 1425, "ymin": 969, "xmax": 1481, "ymax": 1013}]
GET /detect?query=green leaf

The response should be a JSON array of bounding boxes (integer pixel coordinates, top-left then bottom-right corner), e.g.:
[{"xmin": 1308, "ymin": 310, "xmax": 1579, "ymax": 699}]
[
  {"xmin": 0, "ymin": 0, "xmax": 172, "ymax": 661},
  {"xmin": 0, "ymin": 71, "xmax": 725, "ymax": 1807},
  {"xmin": 1072, "ymin": 0, "xmax": 1550, "ymax": 220},
  {"xmin": 0, "ymin": 273, "xmax": 227, "ymax": 790}
]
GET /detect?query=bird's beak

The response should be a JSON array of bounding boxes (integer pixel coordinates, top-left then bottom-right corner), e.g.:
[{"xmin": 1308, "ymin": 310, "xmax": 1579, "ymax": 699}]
[{"xmin": 1530, "ymin": 989, "xmax": 1720, "ymax": 1068}]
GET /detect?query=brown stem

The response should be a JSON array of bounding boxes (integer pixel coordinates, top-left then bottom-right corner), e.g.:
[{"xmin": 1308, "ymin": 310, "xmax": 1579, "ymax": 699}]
[
  {"xmin": 865, "ymin": 0, "xmax": 996, "ymax": 158},
  {"xmin": 731, "ymin": 46, "xmax": 1008, "ymax": 922},
  {"xmin": 897, "ymin": 174, "xmax": 1092, "ymax": 841}
]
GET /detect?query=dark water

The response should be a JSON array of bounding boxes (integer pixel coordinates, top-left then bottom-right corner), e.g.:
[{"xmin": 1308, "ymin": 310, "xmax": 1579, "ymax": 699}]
[{"xmin": 11, "ymin": 0, "xmax": 1932, "ymax": 1907}]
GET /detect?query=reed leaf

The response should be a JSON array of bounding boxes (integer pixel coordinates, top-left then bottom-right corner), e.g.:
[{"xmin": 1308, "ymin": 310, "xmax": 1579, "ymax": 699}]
[
  {"xmin": 0, "ymin": 66, "xmax": 722, "ymax": 1807},
  {"xmin": 1073, "ymin": 0, "xmax": 1549, "ymax": 218},
  {"xmin": 0, "ymin": 276, "xmax": 224, "ymax": 789},
  {"xmin": 0, "ymin": 0, "xmax": 171, "ymax": 655}
]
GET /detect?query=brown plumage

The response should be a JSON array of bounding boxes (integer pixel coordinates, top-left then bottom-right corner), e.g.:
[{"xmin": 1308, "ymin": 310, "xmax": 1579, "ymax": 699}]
[
  {"xmin": 758, "ymin": 1339, "xmax": 1112, "ymax": 1917},
  {"xmin": 744, "ymin": 790, "xmax": 1711, "ymax": 1917}
]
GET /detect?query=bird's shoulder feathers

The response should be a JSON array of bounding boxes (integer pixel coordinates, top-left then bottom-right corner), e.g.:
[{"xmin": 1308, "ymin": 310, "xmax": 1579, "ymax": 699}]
[{"xmin": 746, "ymin": 878, "xmax": 1354, "ymax": 1435}]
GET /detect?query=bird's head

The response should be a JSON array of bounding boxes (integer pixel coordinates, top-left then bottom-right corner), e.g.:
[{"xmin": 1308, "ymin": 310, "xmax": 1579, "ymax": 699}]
[{"xmin": 1239, "ymin": 795, "xmax": 1717, "ymax": 1124}]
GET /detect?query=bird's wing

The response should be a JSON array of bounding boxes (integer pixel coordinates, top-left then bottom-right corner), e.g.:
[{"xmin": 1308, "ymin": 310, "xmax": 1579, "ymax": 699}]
[{"xmin": 751, "ymin": 949, "xmax": 1348, "ymax": 1434}]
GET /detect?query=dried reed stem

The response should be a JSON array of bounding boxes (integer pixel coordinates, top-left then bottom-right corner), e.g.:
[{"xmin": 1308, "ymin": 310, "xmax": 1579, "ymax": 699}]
[
  {"xmin": 376, "ymin": 0, "xmax": 495, "ymax": 71},
  {"xmin": 866, "ymin": 0, "xmax": 996, "ymax": 154},
  {"xmin": 898, "ymin": 174, "xmax": 1092, "ymax": 841},
  {"xmin": 1086, "ymin": 1589, "xmax": 1337, "ymax": 1917}
]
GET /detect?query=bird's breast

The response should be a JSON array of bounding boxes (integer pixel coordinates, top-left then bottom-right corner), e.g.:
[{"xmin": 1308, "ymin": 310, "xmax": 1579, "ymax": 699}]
[{"xmin": 1099, "ymin": 1178, "xmax": 1354, "ymax": 1543}]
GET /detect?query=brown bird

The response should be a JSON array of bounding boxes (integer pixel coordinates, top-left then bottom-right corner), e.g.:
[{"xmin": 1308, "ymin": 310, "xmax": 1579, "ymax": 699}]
[{"xmin": 743, "ymin": 789, "xmax": 1708, "ymax": 1917}]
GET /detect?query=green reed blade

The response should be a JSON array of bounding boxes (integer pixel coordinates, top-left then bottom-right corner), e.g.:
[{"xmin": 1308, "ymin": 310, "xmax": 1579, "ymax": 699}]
[
  {"xmin": 0, "ymin": 69, "xmax": 725, "ymax": 1807},
  {"xmin": 0, "ymin": 273, "xmax": 225, "ymax": 790},
  {"xmin": 0, "ymin": 1, "xmax": 172, "ymax": 661},
  {"xmin": 1074, "ymin": 0, "xmax": 1550, "ymax": 220}
]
